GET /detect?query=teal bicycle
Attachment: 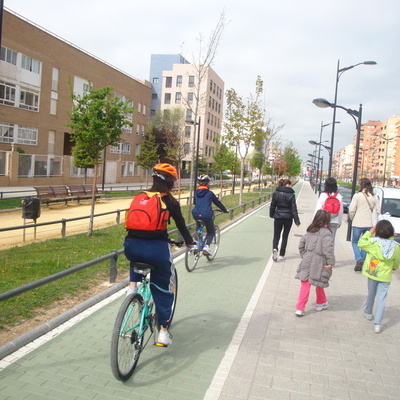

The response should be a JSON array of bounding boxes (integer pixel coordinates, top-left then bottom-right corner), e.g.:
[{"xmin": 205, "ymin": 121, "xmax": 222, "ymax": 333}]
[
  {"xmin": 110, "ymin": 241, "xmax": 180, "ymax": 381},
  {"xmin": 185, "ymin": 213, "xmax": 221, "ymax": 272}
]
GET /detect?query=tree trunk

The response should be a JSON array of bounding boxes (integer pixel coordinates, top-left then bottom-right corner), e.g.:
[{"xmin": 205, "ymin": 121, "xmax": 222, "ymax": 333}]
[{"xmin": 88, "ymin": 164, "xmax": 98, "ymax": 237}]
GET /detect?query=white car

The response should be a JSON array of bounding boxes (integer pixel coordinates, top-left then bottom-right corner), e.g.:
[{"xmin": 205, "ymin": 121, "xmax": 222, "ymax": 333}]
[{"xmin": 373, "ymin": 186, "xmax": 400, "ymax": 243}]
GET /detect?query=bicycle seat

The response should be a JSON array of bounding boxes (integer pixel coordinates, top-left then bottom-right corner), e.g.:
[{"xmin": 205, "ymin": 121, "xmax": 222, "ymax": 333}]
[
  {"xmin": 196, "ymin": 219, "xmax": 206, "ymax": 226},
  {"xmin": 131, "ymin": 261, "xmax": 156, "ymax": 275}
]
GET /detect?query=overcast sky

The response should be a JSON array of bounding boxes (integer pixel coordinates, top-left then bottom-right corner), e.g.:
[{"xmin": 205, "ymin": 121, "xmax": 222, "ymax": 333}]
[{"xmin": 5, "ymin": 0, "xmax": 400, "ymax": 163}]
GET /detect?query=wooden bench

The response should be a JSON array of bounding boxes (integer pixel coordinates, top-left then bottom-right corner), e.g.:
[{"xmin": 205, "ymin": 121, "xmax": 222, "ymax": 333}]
[
  {"xmin": 67, "ymin": 184, "xmax": 101, "ymax": 202},
  {"xmin": 34, "ymin": 185, "xmax": 72, "ymax": 205}
]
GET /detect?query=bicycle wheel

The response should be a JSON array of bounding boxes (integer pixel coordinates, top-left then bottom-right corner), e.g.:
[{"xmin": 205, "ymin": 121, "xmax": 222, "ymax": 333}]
[
  {"xmin": 110, "ymin": 294, "xmax": 146, "ymax": 381},
  {"xmin": 185, "ymin": 245, "xmax": 201, "ymax": 272},
  {"xmin": 169, "ymin": 266, "xmax": 178, "ymax": 324},
  {"xmin": 206, "ymin": 226, "xmax": 220, "ymax": 261}
]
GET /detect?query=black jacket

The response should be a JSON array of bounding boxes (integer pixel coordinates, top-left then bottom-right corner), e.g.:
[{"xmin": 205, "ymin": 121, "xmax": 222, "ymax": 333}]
[{"xmin": 269, "ymin": 186, "xmax": 300, "ymax": 225}]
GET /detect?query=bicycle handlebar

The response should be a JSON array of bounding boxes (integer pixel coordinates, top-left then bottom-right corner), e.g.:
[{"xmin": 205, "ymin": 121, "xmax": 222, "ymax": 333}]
[{"xmin": 169, "ymin": 239, "xmax": 184, "ymax": 247}]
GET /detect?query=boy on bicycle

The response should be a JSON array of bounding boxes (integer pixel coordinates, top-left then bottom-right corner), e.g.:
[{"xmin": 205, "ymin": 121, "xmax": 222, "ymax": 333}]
[
  {"xmin": 124, "ymin": 163, "xmax": 195, "ymax": 345},
  {"xmin": 192, "ymin": 175, "xmax": 229, "ymax": 255}
]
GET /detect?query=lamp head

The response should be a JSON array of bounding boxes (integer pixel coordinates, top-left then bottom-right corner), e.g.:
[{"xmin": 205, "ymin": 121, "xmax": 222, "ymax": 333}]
[
  {"xmin": 312, "ymin": 98, "xmax": 332, "ymax": 108},
  {"xmin": 363, "ymin": 61, "xmax": 377, "ymax": 65},
  {"xmin": 309, "ymin": 140, "xmax": 318, "ymax": 145}
]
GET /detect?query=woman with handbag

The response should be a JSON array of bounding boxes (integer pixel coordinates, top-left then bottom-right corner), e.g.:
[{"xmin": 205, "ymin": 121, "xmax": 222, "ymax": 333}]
[{"xmin": 348, "ymin": 178, "xmax": 381, "ymax": 271}]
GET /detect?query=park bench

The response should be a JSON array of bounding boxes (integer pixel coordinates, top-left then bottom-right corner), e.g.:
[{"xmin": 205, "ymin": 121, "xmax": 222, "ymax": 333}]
[
  {"xmin": 34, "ymin": 185, "xmax": 74, "ymax": 206},
  {"xmin": 67, "ymin": 184, "xmax": 101, "ymax": 202}
]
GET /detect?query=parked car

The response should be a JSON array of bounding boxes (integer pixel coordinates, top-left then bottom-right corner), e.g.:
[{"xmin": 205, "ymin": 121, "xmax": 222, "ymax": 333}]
[
  {"xmin": 338, "ymin": 186, "xmax": 352, "ymax": 213},
  {"xmin": 373, "ymin": 186, "xmax": 400, "ymax": 243}
]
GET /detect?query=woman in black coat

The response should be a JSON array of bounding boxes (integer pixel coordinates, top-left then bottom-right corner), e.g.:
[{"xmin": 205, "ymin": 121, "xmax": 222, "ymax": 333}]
[{"xmin": 269, "ymin": 179, "xmax": 301, "ymax": 262}]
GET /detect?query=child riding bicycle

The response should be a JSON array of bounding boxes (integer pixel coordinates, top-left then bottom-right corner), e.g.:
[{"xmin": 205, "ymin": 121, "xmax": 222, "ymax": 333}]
[
  {"xmin": 124, "ymin": 163, "xmax": 195, "ymax": 345},
  {"xmin": 192, "ymin": 175, "xmax": 229, "ymax": 255}
]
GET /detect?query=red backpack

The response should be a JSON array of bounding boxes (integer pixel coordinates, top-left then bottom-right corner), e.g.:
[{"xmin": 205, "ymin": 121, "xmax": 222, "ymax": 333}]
[
  {"xmin": 322, "ymin": 192, "xmax": 340, "ymax": 216},
  {"xmin": 125, "ymin": 191, "xmax": 169, "ymax": 231}
]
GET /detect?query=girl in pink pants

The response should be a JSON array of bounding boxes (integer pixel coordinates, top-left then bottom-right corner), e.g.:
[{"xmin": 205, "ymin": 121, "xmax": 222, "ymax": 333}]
[{"xmin": 295, "ymin": 210, "xmax": 335, "ymax": 316}]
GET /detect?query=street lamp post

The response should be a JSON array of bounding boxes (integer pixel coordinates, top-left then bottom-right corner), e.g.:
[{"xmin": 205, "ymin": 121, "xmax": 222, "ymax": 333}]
[
  {"xmin": 313, "ymin": 98, "xmax": 362, "ymax": 241},
  {"xmin": 309, "ymin": 140, "xmax": 331, "ymax": 192},
  {"xmin": 308, "ymin": 153, "xmax": 323, "ymax": 193},
  {"xmin": 328, "ymin": 60, "xmax": 377, "ymax": 177}
]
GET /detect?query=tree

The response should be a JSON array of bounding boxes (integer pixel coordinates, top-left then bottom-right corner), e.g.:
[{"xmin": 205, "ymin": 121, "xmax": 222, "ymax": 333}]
[
  {"xmin": 250, "ymin": 149, "xmax": 265, "ymax": 188},
  {"xmin": 214, "ymin": 142, "xmax": 237, "ymax": 194},
  {"xmin": 136, "ymin": 128, "xmax": 159, "ymax": 186},
  {"xmin": 224, "ymin": 76, "xmax": 268, "ymax": 204},
  {"xmin": 67, "ymin": 85, "xmax": 133, "ymax": 236},
  {"xmin": 282, "ymin": 142, "xmax": 302, "ymax": 177}
]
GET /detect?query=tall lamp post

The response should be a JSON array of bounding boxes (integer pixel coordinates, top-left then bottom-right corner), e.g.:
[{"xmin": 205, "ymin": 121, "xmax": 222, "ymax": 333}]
[
  {"xmin": 313, "ymin": 98, "xmax": 362, "ymax": 241},
  {"xmin": 309, "ymin": 141, "xmax": 331, "ymax": 191},
  {"xmin": 308, "ymin": 153, "xmax": 323, "ymax": 193},
  {"xmin": 328, "ymin": 59, "xmax": 376, "ymax": 177}
]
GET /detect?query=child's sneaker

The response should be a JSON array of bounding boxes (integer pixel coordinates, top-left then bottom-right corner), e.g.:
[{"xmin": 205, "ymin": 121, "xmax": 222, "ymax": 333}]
[
  {"xmin": 364, "ymin": 313, "xmax": 374, "ymax": 321},
  {"xmin": 295, "ymin": 310, "xmax": 305, "ymax": 317},
  {"xmin": 374, "ymin": 324, "xmax": 382, "ymax": 334},
  {"xmin": 125, "ymin": 286, "xmax": 138, "ymax": 297},
  {"xmin": 157, "ymin": 330, "xmax": 172, "ymax": 345},
  {"xmin": 272, "ymin": 249, "xmax": 278, "ymax": 262},
  {"xmin": 315, "ymin": 302, "xmax": 329, "ymax": 311},
  {"xmin": 202, "ymin": 245, "xmax": 211, "ymax": 255}
]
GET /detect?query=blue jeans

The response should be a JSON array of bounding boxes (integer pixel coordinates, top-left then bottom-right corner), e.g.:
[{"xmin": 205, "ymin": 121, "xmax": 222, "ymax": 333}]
[
  {"xmin": 363, "ymin": 278, "xmax": 390, "ymax": 325},
  {"xmin": 351, "ymin": 227, "xmax": 370, "ymax": 261}
]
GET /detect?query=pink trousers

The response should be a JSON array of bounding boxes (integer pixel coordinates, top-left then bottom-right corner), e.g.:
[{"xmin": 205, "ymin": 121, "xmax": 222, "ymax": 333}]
[{"xmin": 296, "ymin": 280, "xmax": 327, "ymax": 311}]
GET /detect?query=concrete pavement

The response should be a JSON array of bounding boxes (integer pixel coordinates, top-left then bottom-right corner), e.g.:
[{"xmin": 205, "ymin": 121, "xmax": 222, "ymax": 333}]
[{"xmin": 1, "ymin": 181, "xmax": 400, "ymax": 399}]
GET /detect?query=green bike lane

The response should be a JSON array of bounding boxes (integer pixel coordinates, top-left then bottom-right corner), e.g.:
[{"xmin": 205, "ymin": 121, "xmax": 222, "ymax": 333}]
[{"xmin": 0, "ymin": 198, "xmax": 279, "ymax": 400}]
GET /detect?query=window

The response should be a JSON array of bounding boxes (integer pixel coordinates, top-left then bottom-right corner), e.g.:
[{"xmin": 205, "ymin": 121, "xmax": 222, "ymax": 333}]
[
  {"xmin": 186, "ymin": 109, "xmax": 192, "ymax": 121},
  {"xmin": 17, "ymin": 125, "xmax": 38, "ymax": 145},
  {"xmin": 176, "ymin": 75, "xmax": 182, "ymax": 87},
  {"xmin": 111, "ymin": 141, "xmax": 131, "ymax": 154},
  {"xmin": 165, "ymin": 77, "xmax": 172, "ymax": 88},
  {"xmin": 188, "ymin": 75, "xmax": 195, "ymax": 87},
  {"xmin": 175, "ymin": 92, "xmax": 181, "ymax": 104},
  {"xmin": 1, "ymin": 46, "xmax": 17, "ymax": 65},
  {"xmin": 141, "ymin": 125, "xmax": 145, "ymax": 136},
  {"xmin": 0, "ymin": 81, "xmax": 16, "ymax": 106},
  {"xmin": 136, "ymin": 124, "xmax": 140, "ymax": 135},
  {"xmin": 20, "ymin": 88, "xmax": 39, "ymax": 111},
  {"xmin": 153, "ymin": 77, "xmax": 159, "ymax": 84},
  {"xmin": 137, "ymin": 102, "xmax": 142, "ymax": 114},
  {"xmin": 164, "ymin": 93, "xmax": 171, "ymax": 104},
  {"xmin": 185, "ymin": 126, "xmax": 191, "ymax": 138},
  {"xmin": 0, "ymin": 123, "xmax": 15, "ymax": 143},
  {"xmin": 188, "ymin": 92, "xmax": 194, "ymax": 104},
  {"xmin": 52, "ymin": 68, "xmax": 59, "ymax": 92},
  {"xmin": 152, "ymin": 93, "xmax": 158, "ymax": 100},
  {"xmin": 209, "ymin": 80, "xmax": 213, "ymax": 91},
  {"xmin": 143, "ymin": 104, "xmax": 146, "ymax": 116},
  {"xmin": 21, "ymin": 55, "xmax": 41, "ymax": 74}
]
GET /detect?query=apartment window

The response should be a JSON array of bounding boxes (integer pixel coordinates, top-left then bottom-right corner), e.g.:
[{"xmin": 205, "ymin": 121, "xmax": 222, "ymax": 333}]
[
  {"xmin": 21, "ymin": 55, "xmax": 41, "ymax": 74},
  {"xmin": 52, "ymin": 68, "xmax": 59, "ymax": 92},
  {"xmin": 175, "ymin": 92, "xmax": 181, "ymax": 104},
  {"xmin": 83, "ymin": 83, "xmax": 91, "ymax": 92},
  {"xmin": 20, "ymin": 88, "xmax": 39, "ymax": 111},
  {"xmin": 136, "ymin": 124, "xmax": 140, "ymax": 135},
  {"xmin": 18, "ymin": 125, "xmax": 38, "ymax": 145},
  {"xmin": 50, "ymin": 98, "xmax": 57, "ymax": 115},
  {"xmin": 141, "ymin": 125, "xmax": 145, "ymax": 136},
  {"xmin": 153, "ymin": 77, "xmax": 159, "ymax": 84},
  {"xmin": 165, "ymin": 77, "xmax": 172, "ymax": 88},
  {"xmin": 111, "ymin": 141, "xmax": 131, "ymax": 154},
  {"xmin": 138, "ymin": 102, "xmax": 142, "ymax": 114},
  {"xmin": 0, "ymin": 46, "xmax": 17, "ymax": 65},
  {"xmin": 185, "ymin": 126, "xmax": 191, "ymax": 138},
  {"xmin": 188, "ymin": 92, "xmax": 194, "ymax": 104},
  {"xmin": 0, "ymin": 81, "xmax": 16, "ymax": 106},
  {"xmin": 188, "ymin": 75, "xmax": 195, "ymax": 87},
  {"xmin": 176, "ymin": 75, "xmax": 183, "ymax": 87},
  {"xmin": 209, "ymin": 80, "xmax": 213, "ymax": 91},
  {"xmin": 143, "ymin": 104, "xmax": 146, "ymax": 116},
  {"xmin": 186, "ymin": 109, "xmax": 192, "ymax": 121},
  {"xmin": 48, "ymin": 130, "xmax": 55, "ymax": 154},
  {"xmin": 164, "ymin": 93, "xmax": 171, "ymax": 104},
  {"xmin": 0, "ymin": 123, "xmax": 15, "ymax": 143},
  {"xmin": 209, "ymin": 96, "xmax": 212, "ymax": 108},
  {"xmin": 152, "ymin": 93, "xmax": 158, "ymax": 100}
]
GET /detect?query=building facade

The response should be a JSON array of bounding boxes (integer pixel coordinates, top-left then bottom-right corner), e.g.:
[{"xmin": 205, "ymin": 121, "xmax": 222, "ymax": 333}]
[
  {"xmin": 149, "ymin": 54, "xmax": 224, "ymax": 173},
  {"xmin": 0, "ymin": 9, "xmax": 151, "ymax": 186}
]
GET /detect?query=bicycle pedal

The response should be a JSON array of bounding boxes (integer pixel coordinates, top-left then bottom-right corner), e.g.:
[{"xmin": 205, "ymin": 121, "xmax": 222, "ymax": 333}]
[{"xmin": 154, "ymin": 342, "xmax": 169, "ymax": 348}]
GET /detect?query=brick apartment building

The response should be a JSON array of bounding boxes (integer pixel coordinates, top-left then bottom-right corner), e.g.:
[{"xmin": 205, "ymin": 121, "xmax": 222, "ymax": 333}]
[{"xmin": 0, "ymin": 9, "xmax": 151, "ymax": 187}]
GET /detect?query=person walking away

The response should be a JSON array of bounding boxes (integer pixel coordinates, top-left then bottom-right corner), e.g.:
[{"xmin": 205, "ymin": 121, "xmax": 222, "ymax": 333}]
[
  {"xmin": 358, "ymin": 220, "xmax": 400, "ymax": 333},
  {"xmin": 295, "ymin": 210, "xmax": 335, "ymax": 316},
  {"xmin": 124, "ymin": 163, "xmax": 195, "ymax": 346},
  {"xmin": 270, "ymin": 179, "xmax": 301, "ymax": 262},
  {"xmin": 348, "ymin": 178, "xmax": 380, "ymax": 272},
  {"xmin": 314, "ymin": 177, "xmax": 343, "ymax": 244},
  {"xmin": 192, "ymin": 175, "xmax": 229, "ymax": 255}
]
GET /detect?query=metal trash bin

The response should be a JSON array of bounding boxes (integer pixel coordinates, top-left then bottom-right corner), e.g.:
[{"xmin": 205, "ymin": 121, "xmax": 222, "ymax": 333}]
[{"xmin": 22, "ymin": 197, "xmax": 41, "ymax": 220}]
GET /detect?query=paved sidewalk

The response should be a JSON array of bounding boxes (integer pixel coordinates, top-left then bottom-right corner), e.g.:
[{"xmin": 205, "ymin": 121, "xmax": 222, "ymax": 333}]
[{"xmin": 212, "ymin": 182, "xmax": 400, "ymax": 400}]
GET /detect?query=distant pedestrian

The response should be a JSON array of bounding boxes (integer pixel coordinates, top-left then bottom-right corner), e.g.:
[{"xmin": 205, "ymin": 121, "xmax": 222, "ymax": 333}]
[
  {"xmin": 348, "ymin": 178, "xmax": 380, "ymax": 272},
  {"xmin": 358, "ymin": 220, "xmax": 400, "ymax": 333},
  {"xmin": 314, "ymin": 177, "xmax": 343, "ymax": 244},
  {"xmin": 295, "ymin": 210, "xmax": 335, "ymax": 317},
  {"xmin": 269, "ymin": 179, "xmax": 300, "ymax": 262}
]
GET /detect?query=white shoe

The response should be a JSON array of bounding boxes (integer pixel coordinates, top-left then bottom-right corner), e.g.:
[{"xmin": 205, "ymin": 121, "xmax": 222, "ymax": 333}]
[
  {"xmin": 272, "ymin": 249, "xmax": 278, "ymax": 262},
  {"xmin": 203, "ymin": 245, "xmax": 211, "ymax": 255},
  {"xmin": 157, "ymin": 330, "xmax": 172, "ymax": 345},
  {"xmin": 125, "ymin": 286, "xmax": 137, "ymax": 297},
  {"xmin": 364, "ymin": 313, "xmax": 374, "ymax": 321},
  {"xmin": 278, "ymin": 255, "xmax": 284, "ymax": 261},
  {"xmin": 315, "ymin": 302, "xmax": 329, "ymax": 311},
  {"xmin": 374, "ymin": 324, "xmax": 382, "ymax": 334},
  {"xmin": 295, "ymin": 310, "xmax": 305, "ymax": 317}
]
